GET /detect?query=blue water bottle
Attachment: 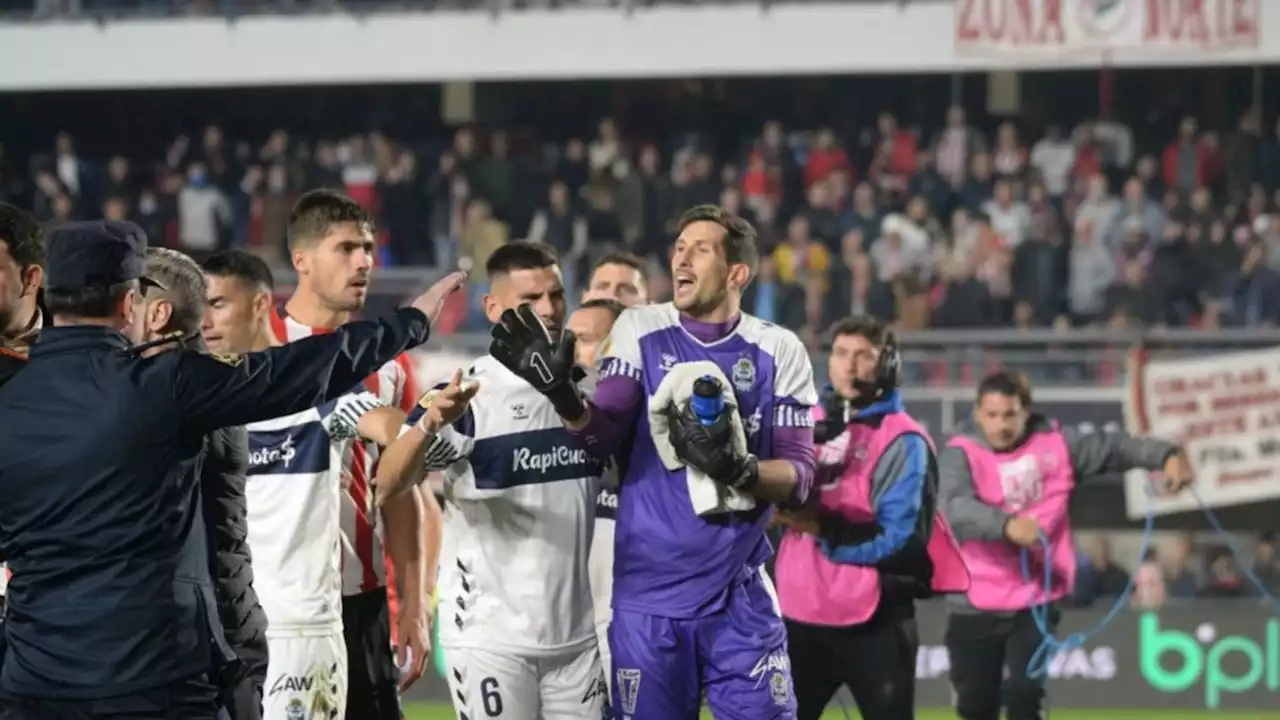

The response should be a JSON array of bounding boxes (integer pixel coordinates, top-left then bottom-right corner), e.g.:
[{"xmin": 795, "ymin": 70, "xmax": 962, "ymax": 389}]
[{"xmin": 690, "ymin": 375, "xmax": 725, "ymax": 426}]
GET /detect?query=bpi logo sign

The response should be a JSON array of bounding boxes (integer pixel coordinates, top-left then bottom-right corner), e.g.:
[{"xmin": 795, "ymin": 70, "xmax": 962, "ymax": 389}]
[{"xmin": 954, "ymin": 0, "xmax": 1259, "ymax": 57}]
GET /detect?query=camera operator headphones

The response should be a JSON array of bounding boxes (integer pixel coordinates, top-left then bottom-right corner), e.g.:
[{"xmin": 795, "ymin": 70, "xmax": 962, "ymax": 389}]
[{"xmin": 848, "ymin": 329, "xmax": 901, "ymax": 408}]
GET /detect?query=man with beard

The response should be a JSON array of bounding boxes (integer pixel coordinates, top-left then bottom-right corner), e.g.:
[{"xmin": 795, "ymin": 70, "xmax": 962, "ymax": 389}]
[
  {"xmin": 0, "ymin": 203, "xmax": 47, "ymax": 388},
  {"xmin": 492, "ymin": 206, "xmax": 817, "ymax": 719},
  {"xmin": 413, "ymin": 242, "xmax": 608, "ymax": 720}
]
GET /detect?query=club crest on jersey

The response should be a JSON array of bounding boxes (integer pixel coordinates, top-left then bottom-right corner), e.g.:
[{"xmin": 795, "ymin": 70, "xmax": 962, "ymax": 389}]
[
  {"xmin": 285, "ymin": 698, "xmax": 305, "ymax": 720},
  {"xmin": 511, "ymin": 403, "xmax": 530, "ymax": 420},
  {"xmin": 616, "ymin": 668, "xmax": 641, "ymax": 715},
  {"xmin": 731, "ymin": 357, "xmax": 756, "ymax": 392},
  {"xmin": 769, "ymin": 671, "xmax": 791, "ymax": 707}
]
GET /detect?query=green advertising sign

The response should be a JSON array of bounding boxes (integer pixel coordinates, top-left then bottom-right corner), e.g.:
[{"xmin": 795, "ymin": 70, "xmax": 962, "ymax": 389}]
[{"xmin": 1139, "ymin": 611, "xmax": 1280, "ymax": 708}]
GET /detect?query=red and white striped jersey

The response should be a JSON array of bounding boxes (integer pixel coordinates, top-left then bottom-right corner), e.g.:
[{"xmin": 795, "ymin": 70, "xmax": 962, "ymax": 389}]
[{"xmin": 270, "ymin": 309, "xmax": 420, "ymax": 597}]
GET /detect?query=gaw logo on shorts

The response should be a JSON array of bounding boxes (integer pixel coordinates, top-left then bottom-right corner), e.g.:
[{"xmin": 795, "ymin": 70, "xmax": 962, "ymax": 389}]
[
  {"xmin": 616, "ymin": 668, "xmax": 642, "ymax": 715},
  {"xmin": 269, "ymin": 662, "xmax": 340, "ymax": 720}
]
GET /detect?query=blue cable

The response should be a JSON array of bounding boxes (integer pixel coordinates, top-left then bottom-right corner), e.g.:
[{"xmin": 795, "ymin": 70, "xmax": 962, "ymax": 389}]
[
  {"xmin": 1018, "ymin": 485, "xmax": 1156, "ymax": 679},
  {"xmin": 1019, "ymin": 483, "xmax": 1280, "ymax": 680}
]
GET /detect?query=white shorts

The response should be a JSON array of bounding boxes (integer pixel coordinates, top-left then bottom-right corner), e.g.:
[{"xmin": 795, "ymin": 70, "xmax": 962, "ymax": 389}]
[
  {"xmin": 444, "ymin": 645, "xmax": 606, "ymax": 720},
  {"xmin": 589, "ymin": 518, "xmax": 615, "ymax": 689},
  {"xmin": 262, "ymin": 633, "xmax": 349, "ymax": 720}
]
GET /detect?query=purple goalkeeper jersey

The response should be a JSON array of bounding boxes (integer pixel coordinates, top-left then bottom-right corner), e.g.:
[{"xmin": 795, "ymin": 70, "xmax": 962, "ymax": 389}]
[{"xmin": 571, "ymin": 303, "xmax": 817, "ymax": 619}]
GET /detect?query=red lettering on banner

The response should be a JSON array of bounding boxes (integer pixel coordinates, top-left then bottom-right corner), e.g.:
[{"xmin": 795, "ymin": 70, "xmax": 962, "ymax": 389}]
[
  {"xmin": 956, "ymin": 0, "xmax": 1065, "ymax": 46},
  {"xmin": 1143, "ymin": 0, "xmax": 1256, "ymax": 45}
]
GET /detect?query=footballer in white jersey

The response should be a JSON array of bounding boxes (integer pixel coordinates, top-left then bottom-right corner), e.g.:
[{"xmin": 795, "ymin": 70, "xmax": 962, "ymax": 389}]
[
  {"xmin": 203, "ymin": 248, "xmax": 444, "ymax": 720},
  {"xmin": 577, "ymin": 253, "xmax": 651, "ymax": 693},
  {"xmin": 409, "ymin": 244, "xmax": 607, "ymax": 720},
  {"xmin": 247, "ymin": 392, "xmax": 385, "ymax": 720}
]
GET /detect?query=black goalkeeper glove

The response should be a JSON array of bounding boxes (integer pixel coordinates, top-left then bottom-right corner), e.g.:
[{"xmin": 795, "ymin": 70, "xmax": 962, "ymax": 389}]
[
  {"xmin": 666, "ymin": 401, "xmax": 759, "ymax": 490},
  {"xmin": 813, "ymin": 388, "xmax": 852, "ymax": 445},
  {"xmin": 489, "ymin": 303, "xmax": 588, "ymax": 422}
]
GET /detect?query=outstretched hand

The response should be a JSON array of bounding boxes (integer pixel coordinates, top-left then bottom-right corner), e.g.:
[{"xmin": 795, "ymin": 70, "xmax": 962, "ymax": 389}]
[
  {"xmin": 416, "ymin": 369, "xmax": 480, "ymax": 434},
  {"xmin": 410, "ymin": 271, "xmax": 468, "ymax": 325}
]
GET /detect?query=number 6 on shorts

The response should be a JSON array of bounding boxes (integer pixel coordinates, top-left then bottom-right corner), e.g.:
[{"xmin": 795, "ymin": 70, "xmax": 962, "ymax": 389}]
[
  {"xmin": 445, "ymin": 648, "xmax": 536, "ymax": 720},
  {"xmin": 481, "ymin": 676, "xmax": 503, "ymax": 717}
]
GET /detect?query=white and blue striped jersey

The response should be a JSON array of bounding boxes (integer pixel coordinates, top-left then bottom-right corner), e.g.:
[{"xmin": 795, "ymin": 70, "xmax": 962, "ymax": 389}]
[
  {"xmin": 410, "ymin": 355, "xmax": 603, "ymax": 656},
  {"xmin": 246, "ymin": 392, "xmax": 384, "ymax": 636}
]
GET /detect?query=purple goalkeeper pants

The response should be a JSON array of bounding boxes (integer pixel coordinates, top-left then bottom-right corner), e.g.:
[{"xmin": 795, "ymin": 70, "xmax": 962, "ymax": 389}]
[{"xmin": 608, "ymin": 568, "xmax": 797, "ymax": 720}]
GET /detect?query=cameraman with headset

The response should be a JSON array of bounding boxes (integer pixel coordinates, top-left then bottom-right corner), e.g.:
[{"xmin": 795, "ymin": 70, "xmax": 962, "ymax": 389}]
[{"xmin": 773, "ymin": 316, "xmax": 967, "ymax": 720}]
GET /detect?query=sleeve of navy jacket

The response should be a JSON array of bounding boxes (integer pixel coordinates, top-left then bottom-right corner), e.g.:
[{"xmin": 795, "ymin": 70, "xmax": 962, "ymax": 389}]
[{"xmin": 819, "ymin": 433, "xmax": 930, "ymax": 565}]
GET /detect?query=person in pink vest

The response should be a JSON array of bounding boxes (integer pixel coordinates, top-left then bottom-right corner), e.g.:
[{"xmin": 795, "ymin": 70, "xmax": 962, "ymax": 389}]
[
  {"xmin": 939, "ymin": 370, "xmax": 1192, "ymax": 720},
  {"xmin": 773, "ymin": 316, "xmax": 969, "ymax": 720}
]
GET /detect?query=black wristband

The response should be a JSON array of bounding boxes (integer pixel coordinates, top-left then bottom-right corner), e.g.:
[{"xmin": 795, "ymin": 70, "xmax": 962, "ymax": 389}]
[{"xmin": 546, "ymin": 382, "xmax": 587, "ymax": 423}]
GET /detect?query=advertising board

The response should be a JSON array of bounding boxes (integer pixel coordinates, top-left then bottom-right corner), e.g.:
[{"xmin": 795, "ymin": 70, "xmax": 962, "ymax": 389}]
[
  {"xmin": 0, "ymin": 1, "xmax": 1271, "ymax": 90},
  {"xmin": 406, "ymin": 604, "xmax": 1279, "ymax": 710},
  {"xmin": 955, "ymin": 0, "xmax": 1260, "ymax": 60}
]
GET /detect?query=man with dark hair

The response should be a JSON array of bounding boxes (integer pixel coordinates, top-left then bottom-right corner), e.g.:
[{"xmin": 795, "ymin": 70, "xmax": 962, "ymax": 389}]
[
  {"xmin": 278, "ymin": 190, "xmax": 438, "ymax": 720},
  {"xmin": 582, "ymin": 252, "xmax": 649, "ymax": 307},
  {"xmin": 0, "ymin": 220, "xmax": 461, "ymax": 719},
  {"xmin": 137, "ymin": 248, "xmax": 268, "ymax": 720},
  {"xmin": 492, "ymin": 205, "xmax": 816, "ymax": 718},
  {"xmin": 407, "ymin": 240, "xmax": 609, "ymax": 719},
  {"xmin": 567, "ymin": 298, "xmax": 625, "ymax": 371},
  {"xmin": 201, "ymin": 250, "xmax": 275, "ymax": 357},
  {"xmin": 940, "ymin": 370, "xmax": 1188, "ymax": 720},
  {"xmin": 0, "ymin": 202, "xmax": 48, "ymax": 358},
  {"xmin": 772, "ymin": 315, "xmax": 968, "ymax": 720}
]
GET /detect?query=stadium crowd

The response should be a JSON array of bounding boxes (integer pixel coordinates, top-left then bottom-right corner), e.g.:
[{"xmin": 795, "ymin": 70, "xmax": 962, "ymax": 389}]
[
  {"xmin": 4, "ymin": 105, "xmax": 1280, "ymax": 345},
  {"xmin": 1079, "ymin": 530, "xmax": 1280, "ymax": 610}
]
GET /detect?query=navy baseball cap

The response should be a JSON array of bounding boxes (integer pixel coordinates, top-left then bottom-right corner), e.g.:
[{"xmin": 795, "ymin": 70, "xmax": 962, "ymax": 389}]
[{"xmin": 45, "ymin": 220, "xmax": 166, "ymax": 292}]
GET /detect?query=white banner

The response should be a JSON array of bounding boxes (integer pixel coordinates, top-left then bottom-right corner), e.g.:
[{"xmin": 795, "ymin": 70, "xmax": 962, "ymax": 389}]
[
  {"xmin": 955, "ymin": 0, "xmax": 1260, "ymax": 58},
  {"xmin": 1125, "ymin": 346, "xmax": 1280, "ymax": 518}
]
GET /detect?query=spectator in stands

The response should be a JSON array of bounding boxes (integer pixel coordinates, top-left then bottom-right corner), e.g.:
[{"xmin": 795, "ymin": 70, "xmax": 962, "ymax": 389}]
[
  {"xmin": 957, "ymin": 152, "xmax": 994, "ymax": 211},
  {"xmin": 931, "ymin": 105, "xmax": 986, "ymax": 189},
  {"xmin": 527, "ymin": 180, "xmax": 588, "ymax": 296},
  {"xmin": 1162, "ymin": 117, "xmax": 1213, "ymax": 194},
  {"xmin": 177, "ymin": 161, "xmax": 232, "ymax": 261},
  {"xmin": 1107, "ymin": 178, "xmax": 1166, "ymax": 249},
  {"xmin": 1222, "ymin": 242, "xmax": 1280, "ymax": 327},
  {"xmin": 991, "ymin": 121, "xmax": 1027, "ymax": 179},
  {"xmin": 983, "ymin": 179, "xmax": 1029, "ymax": 249},
  {"xmin": 1075, "ymin": 536, "xmax": 1130, "ymax": 605},
  {"xmin": 1224, "ymin": 112, "xmax": 1262, "ymax": 205},
  {"xmin": 1131, "ymin": 548, "xmax": 1166, "ymax": 610},
  {"xmin": 803, "ymin": 127, "xmax": 851, "ymax": 190},
  {"xmin": 1200, "ymin": 550, "xmax": 1248, "ymax": 598},
  {"xmin": 1251, "ymin": 531, "xmax": 1280, "ymax": 595},
  {"xmin": 1066, "ymin": 216, "xmax": 1116, "ymax": 326},
  {"xmin": 1010, "ymin": 191, "xmax": 1065, "ymax": 327},
  {"xmin": 1031, "ymin": 125, "xmax": 1076, "ymax": 202},
  {"xmin": 475, "ymin": 130, "xmax": 515, "ymax": 223},
  {"xmin": 1163, "ymin": 534, "xmax": 1200, "ymax": 600},
  {"xmin": 53, "ymin": 133, "xmax": 86, "ymax": 203},
  {"xmin": 934, "ymin": 253, "xmax": 996, "ymax": 328},
  {"xmin": 460, "ymin": 197, "xmax": 508, "ymax": 328},
  {"xmin": 869, "ymin": 112, "xmax": 915, "ymax": 197}
]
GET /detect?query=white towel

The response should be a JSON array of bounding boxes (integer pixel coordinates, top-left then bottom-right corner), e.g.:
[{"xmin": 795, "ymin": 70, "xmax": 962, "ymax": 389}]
[{"xmin": 649, "ymin": 361, "xmax": 757, "ymax": 516}]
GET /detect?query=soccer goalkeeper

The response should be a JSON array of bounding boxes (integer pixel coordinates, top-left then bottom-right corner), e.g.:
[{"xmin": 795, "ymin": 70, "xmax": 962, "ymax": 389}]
[{"xmin": 489, "ymin": 205, "xmax": 817, "ymax": 719}]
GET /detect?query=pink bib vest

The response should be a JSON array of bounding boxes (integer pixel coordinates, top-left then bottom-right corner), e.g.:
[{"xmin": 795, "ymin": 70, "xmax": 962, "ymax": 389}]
[
  {"xmin": 776, "ymin": 408, "xmax": 969, "ymax": 626},
  {"xmin": 949, "ymin": 428, "xmax": 1077, "ymax": 612}
]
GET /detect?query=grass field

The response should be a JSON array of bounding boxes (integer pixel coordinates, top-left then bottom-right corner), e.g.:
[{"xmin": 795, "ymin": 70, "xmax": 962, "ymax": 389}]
[{"xmin": 402, "ymin": 704, "xmax": 1280, "ymax": 719}]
